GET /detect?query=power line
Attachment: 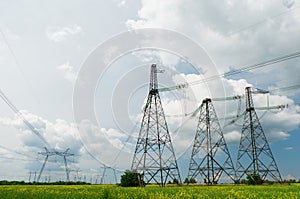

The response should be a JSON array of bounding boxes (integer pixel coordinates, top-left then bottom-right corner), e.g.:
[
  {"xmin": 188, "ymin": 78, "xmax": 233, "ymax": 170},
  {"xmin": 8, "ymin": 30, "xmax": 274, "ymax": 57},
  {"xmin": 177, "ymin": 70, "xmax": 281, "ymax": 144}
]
[
  {"xmin": 0, "ymin": 28, "xmax": 39, "ymax": 105},
  {"xmin": 173, "ymin": 51, "xmax": 300, "ymax": 90},
  {"xmin": 159, "ymin": 50, "xmax": 300, "ymax": 92},
  {"xmin": 0, "ymin": 89, "xmax": 50, "ymax": 148},
  {"xmin": 269, "ymin": 84, "xmax": 300, "ymax": 94},
  {"xmin": 0, "ymin": 144, "xmax": 36, "ymax": 159},
  {"xmin": 0, "ymin": 156, "xmax": 36, "ymax": 162},
  {"xmin": 226, "ymin": 5, "xmax": 300, "ymax": 37}
]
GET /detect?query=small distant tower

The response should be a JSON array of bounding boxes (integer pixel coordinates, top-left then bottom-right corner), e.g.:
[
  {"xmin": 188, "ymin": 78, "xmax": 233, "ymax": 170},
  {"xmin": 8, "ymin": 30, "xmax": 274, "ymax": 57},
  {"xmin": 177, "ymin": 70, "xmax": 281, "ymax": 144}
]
[
  {"xmin": 131, "ymin": 64, "xmax": 181, "ymax": 186},
  {"xmin": 37, "ymin": 147, "xmax": 74, "ymax": 182},
  {"xmin": 235, "ymin": 87, "xmax": 282, "ymax": 183},
  {"xmin": 188, "ymin": 98, "xmax": 236, "ymax": 184}
]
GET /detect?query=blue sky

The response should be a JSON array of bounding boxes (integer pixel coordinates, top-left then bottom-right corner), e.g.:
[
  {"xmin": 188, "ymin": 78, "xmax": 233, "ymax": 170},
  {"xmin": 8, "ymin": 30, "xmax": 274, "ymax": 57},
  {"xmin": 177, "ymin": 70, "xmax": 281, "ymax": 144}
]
[{"xmin": 0, "ymin": 0, "xmax": 299, "ymax": 183}]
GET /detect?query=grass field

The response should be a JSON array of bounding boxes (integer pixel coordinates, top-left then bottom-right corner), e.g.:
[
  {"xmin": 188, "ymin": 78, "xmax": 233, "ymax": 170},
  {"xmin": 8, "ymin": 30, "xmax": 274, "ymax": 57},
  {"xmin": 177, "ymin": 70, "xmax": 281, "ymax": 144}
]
[{"xmin": 0, "ymin": 184, "xmax": 300, "ymax": 199}]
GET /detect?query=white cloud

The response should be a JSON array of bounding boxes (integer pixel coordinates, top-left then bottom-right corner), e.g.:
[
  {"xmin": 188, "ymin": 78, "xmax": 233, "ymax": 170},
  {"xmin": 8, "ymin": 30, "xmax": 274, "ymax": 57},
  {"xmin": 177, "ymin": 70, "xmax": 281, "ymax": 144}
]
[
  {"xmin": 284, "ymin": 146, "xmax": 293, "ymax": 150},
  {"xmin": 117, "ymin": 0, "xmax": 127, "ymax": 7},
  {"xmin": 46, "ymin": 24, "xmax": 82, "ymax": 42},
  {"xmin": 57, "ymin": 62, "xmax": 77, "ymax": 82},
  {"xmin": 0, "ymin": 110, "xmax": 82, "ymax": 154},
  {"xmin": 77, "ymin": 120, "xmax": 134, "ymax": 169},
  {"xmin": 282, "ymin": 0, "xmax": 295, "ymax": 9},
  {"xmin": 284, "ymin": 174, "xmax": 296, "ymax": 180},
  {"xmin": 126, "ymin": 0, "xmax": 300, "ymax": 82},
  {"xmin": 1, "ymin": 28, "xmax": 20, "ymax": 40},
  {"xmin": 224, "ymin": 130, "xmax": 241, "ymax": 144}
]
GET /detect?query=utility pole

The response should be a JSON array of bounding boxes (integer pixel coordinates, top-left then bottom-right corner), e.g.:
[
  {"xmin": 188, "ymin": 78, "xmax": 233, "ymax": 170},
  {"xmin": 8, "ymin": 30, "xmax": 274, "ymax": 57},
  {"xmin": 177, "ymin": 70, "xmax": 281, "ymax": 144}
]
[{"xmin": 131, "ymin": 64, "xmax": 181, "ymax": 186}]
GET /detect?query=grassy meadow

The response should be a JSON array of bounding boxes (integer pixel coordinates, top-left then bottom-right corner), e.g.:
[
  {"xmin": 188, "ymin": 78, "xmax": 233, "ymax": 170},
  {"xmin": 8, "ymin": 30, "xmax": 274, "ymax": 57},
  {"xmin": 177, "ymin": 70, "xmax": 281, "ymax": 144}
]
[{"xmin": 0, "ymin": 184, "xmax": 300, "ymax": 199}]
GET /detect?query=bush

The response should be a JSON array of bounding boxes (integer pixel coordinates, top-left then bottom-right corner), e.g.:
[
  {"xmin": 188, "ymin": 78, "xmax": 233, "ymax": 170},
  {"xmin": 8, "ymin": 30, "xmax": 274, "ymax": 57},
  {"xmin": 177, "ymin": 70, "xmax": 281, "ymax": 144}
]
[
  {"xmin": 120, "ymin": 170, "xmax": 142, "ymax": 187},
  {"xmin": 184, "ymin": 178, "xmax": 197, "ymax": 184},
  {"xmin": 189, "ymin": 178, "xmax": 197, "ymax": 184},
  {"xmin": 246, "ymin": 174, "xmax": 263, "ymax": 185}
]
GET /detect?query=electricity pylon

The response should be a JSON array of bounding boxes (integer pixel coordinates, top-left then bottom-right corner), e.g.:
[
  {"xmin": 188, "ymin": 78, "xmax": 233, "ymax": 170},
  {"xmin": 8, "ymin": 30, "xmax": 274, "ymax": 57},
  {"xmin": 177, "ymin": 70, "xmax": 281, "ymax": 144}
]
[
  {"xmin": 188, "ymin": 98, "xmax": 236, "ymax": 184},
  {"xmin": 37, "ymin": 147, "xmax": 74, "ymax": 182},
  {"xmin": 235, "ymin": 87, "xmax": 282, "ymax": 183},
  {"xmin": 131, "ymin": 64, "xmax": 181, "ymax": 186}
]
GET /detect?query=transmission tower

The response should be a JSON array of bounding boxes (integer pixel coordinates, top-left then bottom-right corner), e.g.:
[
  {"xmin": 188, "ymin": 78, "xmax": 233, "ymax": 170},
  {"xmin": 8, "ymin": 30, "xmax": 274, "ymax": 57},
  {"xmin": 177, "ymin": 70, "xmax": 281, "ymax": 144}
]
[
  {"xmin": 131, "ymin": 64, "xmax": 181, "ymax": 186},
  {"xmin": 235, "ymin": 87, "xmax": 282, "ymax": 183},
  {"xmin": 187, "ymin": 98, "xmax": 235, "ymax": 184},
  {"xmin": 37, "ymin": 147, "xmax": 74, "ymax": 182}
]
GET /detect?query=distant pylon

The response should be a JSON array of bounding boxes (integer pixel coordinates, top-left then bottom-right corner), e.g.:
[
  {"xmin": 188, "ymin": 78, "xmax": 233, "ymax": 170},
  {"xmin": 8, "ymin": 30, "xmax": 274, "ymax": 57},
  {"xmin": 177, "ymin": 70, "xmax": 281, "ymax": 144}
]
[
  {"xmin": 131, "ymin": 64, "xmax": 181, "ymax": 186},
  {"xmin": 235, "ymin": 87, "xmax": 282, "ymax": 183},
  {"xmin": 188, "ymin": 98, "xmax": 236, "ymax": 184},
  {"xmin": 37, "ymin": 147, "xmax": 74, "ymax": 182}
]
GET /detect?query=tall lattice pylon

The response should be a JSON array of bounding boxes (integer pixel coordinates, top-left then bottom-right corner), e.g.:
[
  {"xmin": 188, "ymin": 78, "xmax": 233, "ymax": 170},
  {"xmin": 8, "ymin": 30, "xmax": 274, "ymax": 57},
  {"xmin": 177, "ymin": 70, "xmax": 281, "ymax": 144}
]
[
  {"xmin": 131, "ymin": 64, "xmax": 181, "ymax": 186},
  {"xmin": 235, "ymin": 87, "xmax": 282, "ymax": 183},
  {"xmin": 188, "ymin": 98, "xmax": 236, "ymax": 184}
]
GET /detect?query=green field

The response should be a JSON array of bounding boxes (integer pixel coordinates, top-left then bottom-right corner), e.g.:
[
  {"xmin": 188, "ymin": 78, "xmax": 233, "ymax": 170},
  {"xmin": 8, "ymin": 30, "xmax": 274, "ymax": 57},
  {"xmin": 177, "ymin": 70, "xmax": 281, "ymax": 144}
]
[{"xmin": 0, "ymin": 184, "xmax": 300, "ymax": 199}]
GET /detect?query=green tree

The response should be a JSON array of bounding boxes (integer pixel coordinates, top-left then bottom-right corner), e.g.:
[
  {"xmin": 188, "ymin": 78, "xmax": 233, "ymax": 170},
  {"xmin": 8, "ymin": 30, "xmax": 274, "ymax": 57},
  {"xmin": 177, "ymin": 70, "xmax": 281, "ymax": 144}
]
[
  {"xmin": 184, "ymin": 178, "xmax": 189, "ymax": 183},
  {"xmin": 189, "ymin": 178, "xmax": 197, "ymax": 184},
  {"xmin": 173, "ymin": 178, "xmax": 179, "ymax": 184},
  {"xmin": 120, "ymin": 170, "xmax": 141, "ymax": 187},
  {"xmin": 246, "ymin": 174, "xmax": 263, "ymax": 185}
]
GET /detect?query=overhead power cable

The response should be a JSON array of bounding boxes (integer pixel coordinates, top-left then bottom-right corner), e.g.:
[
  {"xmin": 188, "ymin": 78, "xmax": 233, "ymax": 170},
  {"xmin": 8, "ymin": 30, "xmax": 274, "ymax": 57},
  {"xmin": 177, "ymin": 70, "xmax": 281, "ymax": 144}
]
[
  {"xmin": 0, "ymin": 144, "xmax": 36, "ymax": 159},
  {"xmin": 158, "ymin": 50, "xmax": 300, "ymax": 92},
  {"xmin": 0, "ymin": 89, "xmax": 50, "ymax": 148},
  {"xmin": 269, "ymin": 84, "xmax": 300, "ymax": 94}
]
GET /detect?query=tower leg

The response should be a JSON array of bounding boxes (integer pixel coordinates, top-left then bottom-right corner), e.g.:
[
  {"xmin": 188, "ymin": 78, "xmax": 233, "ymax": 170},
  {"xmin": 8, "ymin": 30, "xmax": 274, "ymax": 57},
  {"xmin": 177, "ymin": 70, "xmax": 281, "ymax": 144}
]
[{"xmin": 37, "ymin": 155, "xmax": 49, "ymax": 182}]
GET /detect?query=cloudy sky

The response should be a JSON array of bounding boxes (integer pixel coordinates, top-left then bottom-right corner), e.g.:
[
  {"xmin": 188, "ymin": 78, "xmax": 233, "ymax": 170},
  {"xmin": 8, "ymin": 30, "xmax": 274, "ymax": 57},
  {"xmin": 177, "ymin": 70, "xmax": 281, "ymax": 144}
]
[{"xmin": 0, "ymin": 0, "xmax": 299, "ymax": 183}]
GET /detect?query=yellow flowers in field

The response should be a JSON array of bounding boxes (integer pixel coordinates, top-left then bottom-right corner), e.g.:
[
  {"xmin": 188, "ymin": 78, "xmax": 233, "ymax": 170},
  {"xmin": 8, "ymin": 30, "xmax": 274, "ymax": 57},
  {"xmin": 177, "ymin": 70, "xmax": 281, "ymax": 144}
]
[{"xmin": 0, "ymin": 184, "xmax": 300, "ymax": 199}]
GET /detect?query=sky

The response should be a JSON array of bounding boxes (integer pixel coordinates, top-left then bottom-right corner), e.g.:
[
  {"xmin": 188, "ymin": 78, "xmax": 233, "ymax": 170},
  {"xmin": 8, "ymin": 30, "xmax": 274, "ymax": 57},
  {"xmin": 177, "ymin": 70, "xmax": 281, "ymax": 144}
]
[{"xmin": 0, "ymin": 0, "xmax": 299, "ymax": 184}]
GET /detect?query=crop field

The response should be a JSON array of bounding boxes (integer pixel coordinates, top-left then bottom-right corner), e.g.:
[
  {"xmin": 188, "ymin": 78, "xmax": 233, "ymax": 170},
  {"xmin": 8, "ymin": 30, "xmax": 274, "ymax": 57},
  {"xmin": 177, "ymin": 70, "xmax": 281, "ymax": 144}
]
[{"xmin": 0, "ymin": 184, "xmax": 300, "ymax": 199}]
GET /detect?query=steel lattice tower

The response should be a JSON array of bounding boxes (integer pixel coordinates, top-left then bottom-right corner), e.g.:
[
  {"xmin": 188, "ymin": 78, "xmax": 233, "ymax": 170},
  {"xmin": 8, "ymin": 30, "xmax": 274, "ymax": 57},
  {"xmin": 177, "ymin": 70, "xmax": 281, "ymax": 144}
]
[
  {"xmin": 188, "ymin": 98, "xmax": 236, "ymax": 184},
  {"xmin": 235, "ymin": 87, "xmax": 282, "ymax": 183},
  {"xmin": 37, "ymin": 147, "xmax": 74, "ymax": 182},
  {"xmin": 131, "ymin": 64, "xmax": 181, "ymax": 186}
]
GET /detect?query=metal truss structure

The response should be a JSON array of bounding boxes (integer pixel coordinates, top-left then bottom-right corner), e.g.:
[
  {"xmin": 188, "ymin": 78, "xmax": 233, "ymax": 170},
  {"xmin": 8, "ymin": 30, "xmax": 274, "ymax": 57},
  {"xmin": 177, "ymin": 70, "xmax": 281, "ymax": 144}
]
[
  {"xmin": 131, "ymin": 64, "xmax": 181, "ymax": 186},
  {"xmin": 188, "ymin": 98, "xmax": 236, "ymax": 184},
  {"xmin": 235, "ymin": 87, "xmax": 282, "ymax": 183},
  {"xmin": 37, "ymin": 147, "xmax": 74, "ymax": 182}
]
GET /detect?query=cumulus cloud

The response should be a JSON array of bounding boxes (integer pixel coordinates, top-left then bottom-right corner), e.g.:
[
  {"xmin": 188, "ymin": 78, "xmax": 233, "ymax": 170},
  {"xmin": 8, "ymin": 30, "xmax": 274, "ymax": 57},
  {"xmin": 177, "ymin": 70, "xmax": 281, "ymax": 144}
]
[
  {"xmin": 0, "ymin": 110, "xmax": 136, "ymax": 172},
  {"xmin": 0, "ymin": 110, "xmax": 82, "ymax": 154},
  {"xmin": 46, "ymin": 24, "xmax": 82, "ymax": 42},
  {"xmin": 126, "ymin": 0, "xmax": 300, "ymax": 84},
  {"xmin": 77, "ymin": 120, "xmax": 135, "ymax": 169},
  {"xmin": 57, "ymin": 62, "xmax": 77, "ymax": 82}
]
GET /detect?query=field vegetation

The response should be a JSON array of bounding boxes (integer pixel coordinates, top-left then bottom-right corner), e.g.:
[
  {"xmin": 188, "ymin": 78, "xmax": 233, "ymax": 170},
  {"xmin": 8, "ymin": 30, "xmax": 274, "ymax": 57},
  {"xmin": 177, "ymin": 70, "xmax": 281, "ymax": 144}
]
[{"xmin": 0, "ymin": 183, "xmax": 300, "ymax": 199}]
